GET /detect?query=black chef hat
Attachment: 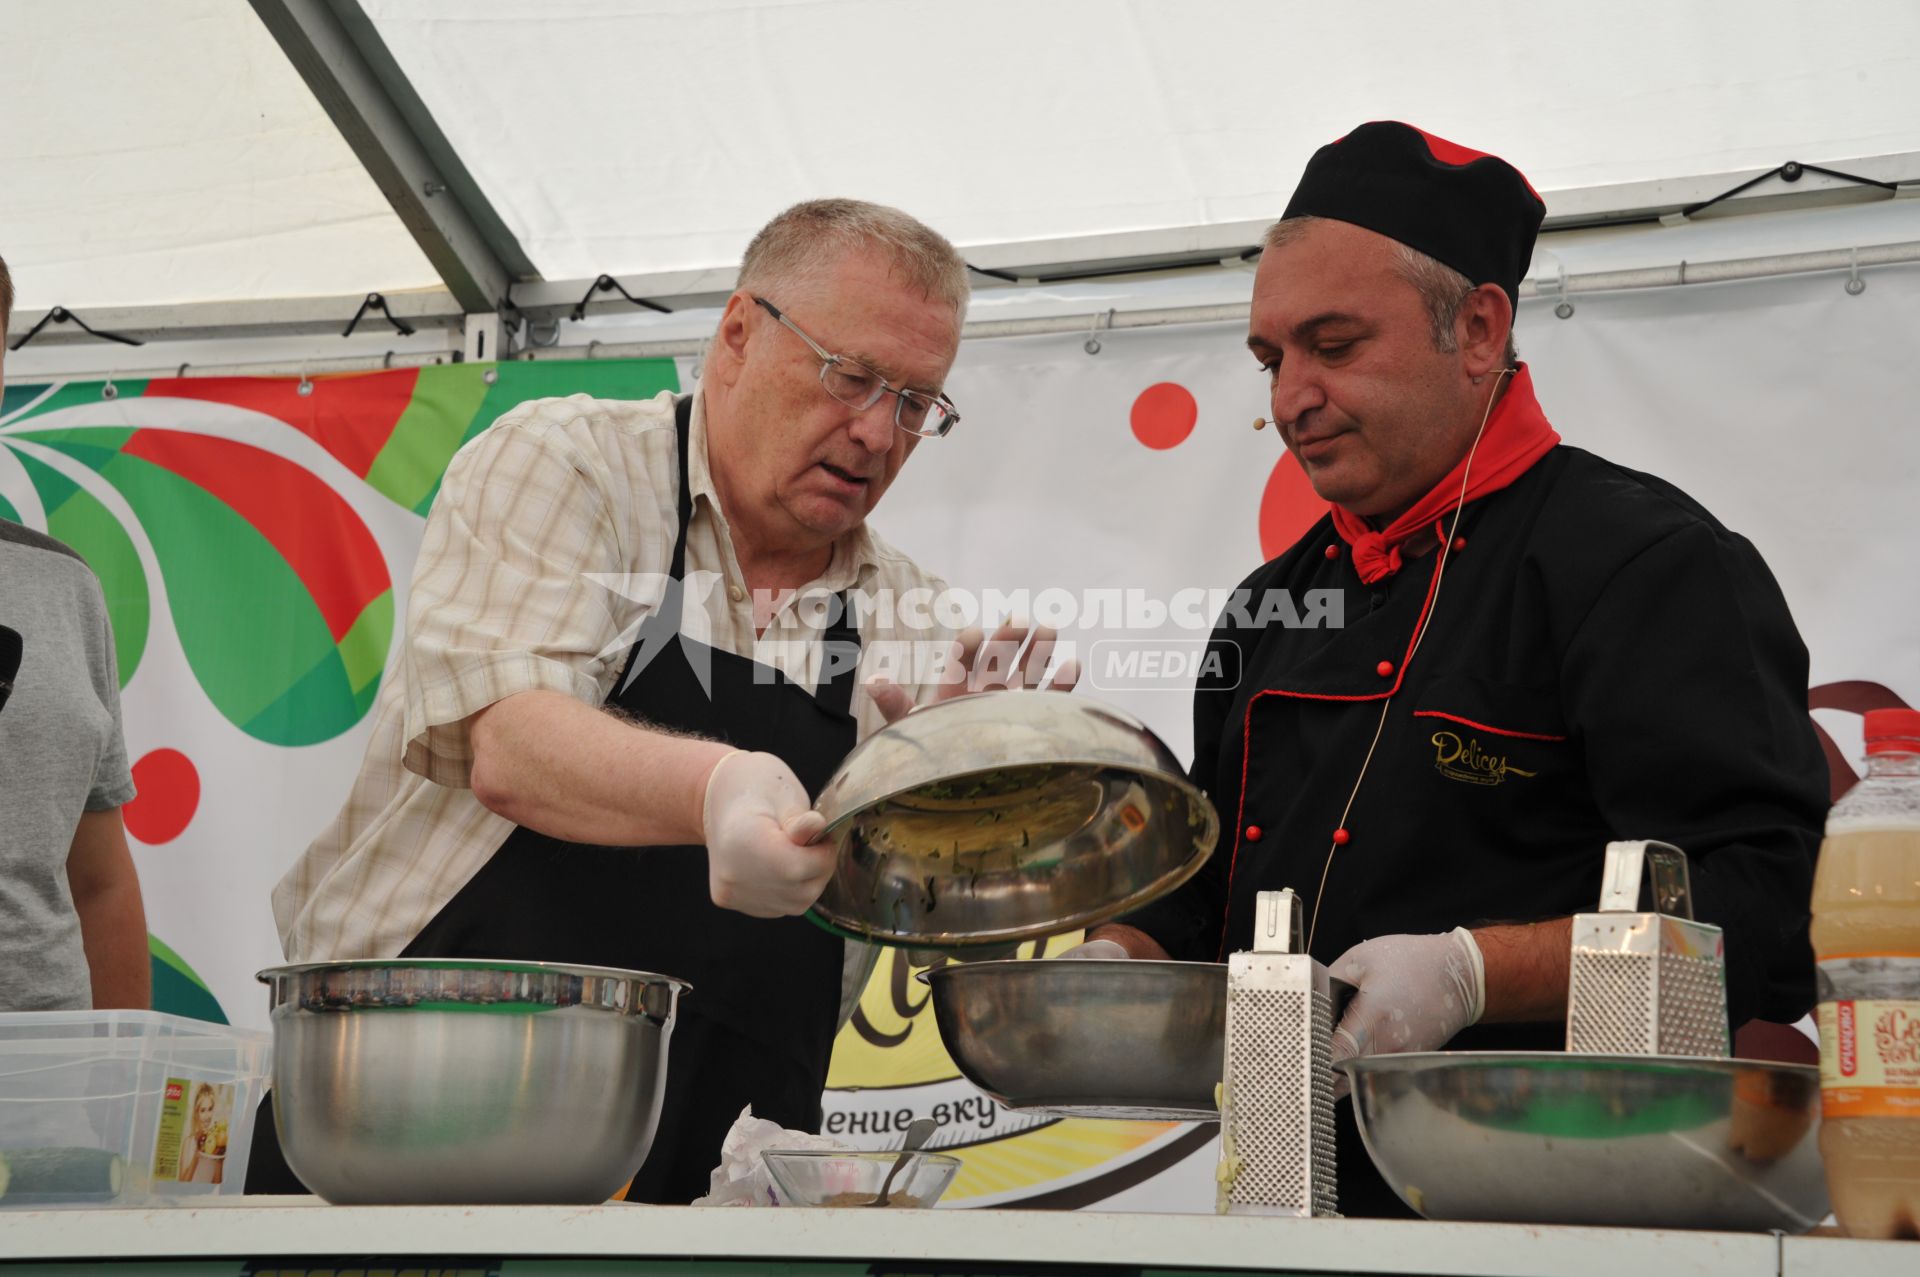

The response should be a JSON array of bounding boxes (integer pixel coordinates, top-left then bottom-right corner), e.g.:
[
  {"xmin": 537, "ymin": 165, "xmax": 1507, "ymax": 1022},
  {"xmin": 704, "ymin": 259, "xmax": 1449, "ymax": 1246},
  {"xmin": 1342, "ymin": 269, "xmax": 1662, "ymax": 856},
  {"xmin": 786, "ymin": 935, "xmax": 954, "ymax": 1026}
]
[{"xmin": 1281, "ymin": 121, "xmax": 1545, "ymax": 306}]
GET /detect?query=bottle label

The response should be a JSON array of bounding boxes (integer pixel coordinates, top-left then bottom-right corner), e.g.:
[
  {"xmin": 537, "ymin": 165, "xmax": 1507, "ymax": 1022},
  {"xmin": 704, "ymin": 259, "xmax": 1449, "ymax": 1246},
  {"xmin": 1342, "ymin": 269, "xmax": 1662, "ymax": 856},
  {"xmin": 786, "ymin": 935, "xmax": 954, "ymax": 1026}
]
[{"xmin": 1818, "ymin": 993, "xmax": 1920, "ymax": 1118}]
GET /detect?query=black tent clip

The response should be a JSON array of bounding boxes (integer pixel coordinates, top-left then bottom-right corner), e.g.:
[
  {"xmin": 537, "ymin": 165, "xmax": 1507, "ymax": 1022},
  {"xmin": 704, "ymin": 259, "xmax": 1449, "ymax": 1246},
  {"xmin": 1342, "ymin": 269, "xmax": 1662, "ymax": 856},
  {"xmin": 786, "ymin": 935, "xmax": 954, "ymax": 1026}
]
[
  {"xmin": 1679, "ymin": 160, "xmax": 1898, "ymax": 220},
  {"xmin": 342, "ymin": 293, "xmax": 417, "ymax": 339},
  {"xmin": 7, "ymin": 307, "xmax": 144, "ymax": 351},
  {"xmin": 570, "ymin": 274, "xmax": 671, "ymax": 322}
]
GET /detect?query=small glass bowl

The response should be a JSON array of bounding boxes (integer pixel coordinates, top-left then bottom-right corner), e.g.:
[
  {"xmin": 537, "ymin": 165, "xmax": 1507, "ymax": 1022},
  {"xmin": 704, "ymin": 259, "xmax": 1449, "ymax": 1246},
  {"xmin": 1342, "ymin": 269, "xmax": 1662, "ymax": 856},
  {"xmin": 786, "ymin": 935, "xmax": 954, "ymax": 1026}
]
[{"xmin": 761, "ymin": 1148, "xmax": 962, "ymax": 1208}]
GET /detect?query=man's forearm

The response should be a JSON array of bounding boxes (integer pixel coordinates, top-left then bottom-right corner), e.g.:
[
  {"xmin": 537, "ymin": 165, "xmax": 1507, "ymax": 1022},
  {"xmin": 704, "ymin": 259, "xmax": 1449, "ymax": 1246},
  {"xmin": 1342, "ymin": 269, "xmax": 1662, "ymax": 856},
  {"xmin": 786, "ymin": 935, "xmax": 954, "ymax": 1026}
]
[
  {"xmin": 1474, "ymin": 917, "xmax": 1572, "ymax": 1023},
  {"xmin": 468, "ymin": 689, "xmax": 736, "ymax": 845}
]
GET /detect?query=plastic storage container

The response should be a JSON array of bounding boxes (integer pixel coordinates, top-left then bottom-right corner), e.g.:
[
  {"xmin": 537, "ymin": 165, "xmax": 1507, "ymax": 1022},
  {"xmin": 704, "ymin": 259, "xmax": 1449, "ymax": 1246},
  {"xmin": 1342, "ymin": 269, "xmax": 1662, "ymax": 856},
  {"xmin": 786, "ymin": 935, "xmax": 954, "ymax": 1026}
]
[{"xmin": 0, "ymin": 1010, "xmax": 271, "ymax": 1208}]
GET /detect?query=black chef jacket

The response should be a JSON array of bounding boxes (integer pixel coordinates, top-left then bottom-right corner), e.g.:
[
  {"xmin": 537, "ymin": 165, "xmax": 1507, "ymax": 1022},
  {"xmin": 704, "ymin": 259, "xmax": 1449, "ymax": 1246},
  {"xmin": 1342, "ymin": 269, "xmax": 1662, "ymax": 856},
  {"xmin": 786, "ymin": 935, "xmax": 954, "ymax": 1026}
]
[{"xmin": 1122, "ymin": 443, "xmax": 1828, "ymax": 1215}]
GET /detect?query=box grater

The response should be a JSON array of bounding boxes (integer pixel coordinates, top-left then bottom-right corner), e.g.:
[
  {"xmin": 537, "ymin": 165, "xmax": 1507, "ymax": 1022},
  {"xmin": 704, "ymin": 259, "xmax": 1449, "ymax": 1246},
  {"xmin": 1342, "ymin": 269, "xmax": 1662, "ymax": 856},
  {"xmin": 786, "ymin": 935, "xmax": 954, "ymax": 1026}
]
[
  {"xmin": 1218, "ymin": 888, "xmax": 1338, "ymax": 1217},
  {"xmin": 1566, "ymin": 839, "xmax": 1730, "ymax": 1057}
]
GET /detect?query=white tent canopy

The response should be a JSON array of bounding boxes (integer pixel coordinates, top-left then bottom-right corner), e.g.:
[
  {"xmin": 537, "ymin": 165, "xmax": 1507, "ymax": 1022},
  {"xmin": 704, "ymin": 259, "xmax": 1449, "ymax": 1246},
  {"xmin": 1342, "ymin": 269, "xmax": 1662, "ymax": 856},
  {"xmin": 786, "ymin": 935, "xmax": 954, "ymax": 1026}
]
[
  {"xmin": 7, "ymin": 0, "xmax": 1920, "ymax": 378},
  {"xmin": 5, "ymin": 1, "xmax": 433, "ymax": 311},
  {"xmin": 368, "ymin": 0, "xmax": 1920, "ymax": 279}
]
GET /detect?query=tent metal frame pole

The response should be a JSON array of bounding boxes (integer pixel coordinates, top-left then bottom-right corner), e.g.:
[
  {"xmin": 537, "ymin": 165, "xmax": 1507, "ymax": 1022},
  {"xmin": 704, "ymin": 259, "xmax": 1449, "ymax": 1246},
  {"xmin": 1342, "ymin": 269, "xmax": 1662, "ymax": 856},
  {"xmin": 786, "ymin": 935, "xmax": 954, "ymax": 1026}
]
[
  {"xmin": 15, "ymin": 241, "xmax": 1920, "ymax": 385},
  {"xmin": 245, "ymin": 0, "xmax": 535, "ymax": 316},
  {"xmin": 11, "ymin": 159, "xmax": 1918, "ymax": 349}
]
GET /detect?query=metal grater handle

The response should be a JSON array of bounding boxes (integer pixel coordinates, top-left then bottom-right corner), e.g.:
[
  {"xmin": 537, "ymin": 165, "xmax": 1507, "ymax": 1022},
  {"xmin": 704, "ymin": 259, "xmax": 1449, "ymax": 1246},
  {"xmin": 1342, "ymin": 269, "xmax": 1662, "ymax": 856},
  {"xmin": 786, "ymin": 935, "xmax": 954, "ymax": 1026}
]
[
  {"xmin": 1596, "ymin": 840, "xmax": 1694, "ymax": 918},
  {"xmin": 1252, "ymin": 889, "xmax": 1305, "ymax": 954}
]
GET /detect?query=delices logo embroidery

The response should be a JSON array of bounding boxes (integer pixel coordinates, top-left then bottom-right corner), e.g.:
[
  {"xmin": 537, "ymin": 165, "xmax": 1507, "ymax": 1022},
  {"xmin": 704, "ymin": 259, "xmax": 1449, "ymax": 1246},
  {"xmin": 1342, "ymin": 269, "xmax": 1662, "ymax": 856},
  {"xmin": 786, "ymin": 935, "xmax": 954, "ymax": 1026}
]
[{"xmin": 1431, "ymin": 731, "xmax": 1537, "ymax": 787}]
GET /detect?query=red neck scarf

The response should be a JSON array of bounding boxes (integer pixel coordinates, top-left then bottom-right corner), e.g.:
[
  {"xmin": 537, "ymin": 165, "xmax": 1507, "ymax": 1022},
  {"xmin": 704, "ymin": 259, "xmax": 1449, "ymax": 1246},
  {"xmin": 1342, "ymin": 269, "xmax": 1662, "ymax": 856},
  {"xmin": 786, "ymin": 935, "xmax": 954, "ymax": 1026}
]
[{"xmin": 1330, "ymin": 365, "xmax": 1559, "ymax": 583}]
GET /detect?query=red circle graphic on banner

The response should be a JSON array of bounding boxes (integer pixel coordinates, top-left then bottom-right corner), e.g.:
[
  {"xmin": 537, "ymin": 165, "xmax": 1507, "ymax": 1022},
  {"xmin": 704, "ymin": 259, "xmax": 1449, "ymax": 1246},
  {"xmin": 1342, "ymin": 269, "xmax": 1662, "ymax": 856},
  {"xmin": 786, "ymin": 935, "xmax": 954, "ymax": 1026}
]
[
  {"xmin": 124, "ymin": 749, "xmax": 201, "ymax": 845},
  {"xmin": 1129, "ymin": 382, "xmax": 1198, "ymax": 449},
  {"xmin": 1258, "ymin": 453, "xmax": 1330, "ymax": 560}
]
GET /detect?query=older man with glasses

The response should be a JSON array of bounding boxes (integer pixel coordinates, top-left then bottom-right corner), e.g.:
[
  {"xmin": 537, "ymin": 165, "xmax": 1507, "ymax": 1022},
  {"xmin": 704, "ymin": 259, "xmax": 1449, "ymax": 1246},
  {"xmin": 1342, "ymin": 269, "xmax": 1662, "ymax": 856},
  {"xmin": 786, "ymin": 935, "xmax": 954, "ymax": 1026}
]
[{"xmin": 264, "ymin": 199, "xmax": 1065, "ymax": 1203}]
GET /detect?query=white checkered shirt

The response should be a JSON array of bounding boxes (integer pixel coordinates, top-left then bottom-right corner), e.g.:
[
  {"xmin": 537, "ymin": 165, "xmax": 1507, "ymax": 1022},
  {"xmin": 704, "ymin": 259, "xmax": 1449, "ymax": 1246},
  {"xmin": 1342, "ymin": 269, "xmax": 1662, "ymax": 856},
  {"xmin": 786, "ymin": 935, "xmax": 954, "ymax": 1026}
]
[{"xmin": 274, "ymin": 390, "xmax": 954, "ymax": 964}]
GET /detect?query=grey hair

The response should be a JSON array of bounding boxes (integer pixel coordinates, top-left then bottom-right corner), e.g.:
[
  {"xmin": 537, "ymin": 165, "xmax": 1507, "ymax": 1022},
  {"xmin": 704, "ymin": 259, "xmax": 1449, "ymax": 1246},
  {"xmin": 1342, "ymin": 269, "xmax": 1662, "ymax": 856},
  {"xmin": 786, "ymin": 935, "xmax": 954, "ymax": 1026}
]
[
  {"xmin": 738, "ymin": 199, "xmax": 970, "ymax": 320},
  {"xmin": 1263, "ymin": 216, "xmax": 1518, "ymax": 364}
]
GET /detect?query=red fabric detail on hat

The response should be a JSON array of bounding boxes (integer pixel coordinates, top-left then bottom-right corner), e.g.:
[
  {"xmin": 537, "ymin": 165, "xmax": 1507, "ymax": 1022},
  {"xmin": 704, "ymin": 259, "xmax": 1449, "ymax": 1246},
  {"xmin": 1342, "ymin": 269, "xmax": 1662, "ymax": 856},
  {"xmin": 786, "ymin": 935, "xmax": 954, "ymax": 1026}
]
[
  {"xmin": 1343, "ymin": 119, "xmax": 1544, "ymax": 204},
  {"xmin": 1407, "ymin": 123, "xmax": 1542, "ymax": 201},
  {"xmin": 1411, "ymin": 127, "xmax": 1494, "ymax": 167}
]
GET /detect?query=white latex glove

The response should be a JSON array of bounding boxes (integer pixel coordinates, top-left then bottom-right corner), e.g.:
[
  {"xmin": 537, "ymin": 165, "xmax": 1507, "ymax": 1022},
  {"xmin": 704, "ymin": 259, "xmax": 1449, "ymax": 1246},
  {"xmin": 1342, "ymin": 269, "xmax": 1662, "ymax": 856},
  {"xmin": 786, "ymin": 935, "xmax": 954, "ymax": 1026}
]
[
  {"xmin": 1328, "ymin": 928, "xmax": 1486, "ymax": 1095},
  {"xmin": 1054, "ymin": 938, "xmax": 1129, "ymax": 961},
  {"xmin": 867, "ymin": 620, "xmax": 1082, "ymax": 724},
  {"xmin": 700, "ymin": 750, "xmax": 835, "ymax": 918}
]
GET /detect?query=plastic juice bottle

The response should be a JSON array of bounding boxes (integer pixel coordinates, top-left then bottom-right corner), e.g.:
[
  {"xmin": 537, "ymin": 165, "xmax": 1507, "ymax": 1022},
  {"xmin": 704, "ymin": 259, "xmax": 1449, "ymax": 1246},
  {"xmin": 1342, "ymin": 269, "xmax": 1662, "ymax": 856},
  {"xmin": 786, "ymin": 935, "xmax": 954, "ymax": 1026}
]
[{"xmin": 1812, "ymin": 707, "xmax": 1920, "ymax": 1240}]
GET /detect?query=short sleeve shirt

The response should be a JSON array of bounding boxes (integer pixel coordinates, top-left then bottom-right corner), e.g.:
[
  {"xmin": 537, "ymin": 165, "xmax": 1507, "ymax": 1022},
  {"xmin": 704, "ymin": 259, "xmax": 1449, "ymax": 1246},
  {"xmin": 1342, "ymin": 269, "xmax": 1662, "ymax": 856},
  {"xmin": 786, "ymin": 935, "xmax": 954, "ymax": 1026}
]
[
  {"xmin": 273, "ymin": 391, "xmax": 958, "ymax": 962},
  {"xmin": 0, "ymin": 520, "xmax": 137, "ymax": 1011}
]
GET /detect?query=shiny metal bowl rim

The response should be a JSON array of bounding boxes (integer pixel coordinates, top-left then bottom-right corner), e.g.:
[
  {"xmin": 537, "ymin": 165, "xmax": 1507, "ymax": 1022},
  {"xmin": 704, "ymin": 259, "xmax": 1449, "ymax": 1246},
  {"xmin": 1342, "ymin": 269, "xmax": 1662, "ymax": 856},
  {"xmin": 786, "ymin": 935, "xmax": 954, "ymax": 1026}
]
[
  {"xmin": 1337, "ymin": 1049, "xmax": 1820, "ymax": 1079},
  {"xmin": 820, "ymin": 841, "xmax": 1212, "ymax": 948},
  {"xmin": 256, "ymin": 957, "xmax": 692, "ymax": 994},
  {"xmin": 813, "ymin": 691, "xmax": 1201, "ymax": 826}
]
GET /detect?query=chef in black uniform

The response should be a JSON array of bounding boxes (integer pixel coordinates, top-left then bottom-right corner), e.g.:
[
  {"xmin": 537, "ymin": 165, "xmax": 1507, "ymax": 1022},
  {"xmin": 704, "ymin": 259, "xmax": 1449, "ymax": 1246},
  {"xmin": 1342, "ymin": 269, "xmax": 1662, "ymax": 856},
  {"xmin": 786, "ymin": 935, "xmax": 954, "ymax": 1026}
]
[
  {"xmin": 1085, "ymin": 122, "xmax": 1828, "ymax": 1215},
  {"xmin": 258, "ymin": 200, "xmax": 1067, "ymax": 1202}
]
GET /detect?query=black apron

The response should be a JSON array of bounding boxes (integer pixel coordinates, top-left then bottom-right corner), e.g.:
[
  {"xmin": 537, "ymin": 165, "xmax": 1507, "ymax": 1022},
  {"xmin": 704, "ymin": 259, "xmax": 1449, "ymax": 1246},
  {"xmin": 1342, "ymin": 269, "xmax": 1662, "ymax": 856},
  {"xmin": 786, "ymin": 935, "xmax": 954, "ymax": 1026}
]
[{"xmin": 249, "ymin": 395, "xmax": 857, "ymax": 1203}]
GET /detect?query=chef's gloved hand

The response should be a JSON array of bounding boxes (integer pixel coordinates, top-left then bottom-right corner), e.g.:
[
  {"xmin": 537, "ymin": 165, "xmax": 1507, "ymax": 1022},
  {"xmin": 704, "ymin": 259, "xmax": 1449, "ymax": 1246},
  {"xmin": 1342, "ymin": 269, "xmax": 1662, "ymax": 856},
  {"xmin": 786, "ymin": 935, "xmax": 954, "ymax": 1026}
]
[
  {"xmin": 1053, "ymin": 938, "xmax": 1129, "ymax": 961},
  {"xmin": 867, "ymin": 620, "xmax": 1081, "ymax": 724},
  {"xmin": 1327, "ymin": 928, "xmax": 1486, "ymax": 1096},
  {"xmin": 700, "ymin": 750, "xmax": 835, "ymax": 918}
]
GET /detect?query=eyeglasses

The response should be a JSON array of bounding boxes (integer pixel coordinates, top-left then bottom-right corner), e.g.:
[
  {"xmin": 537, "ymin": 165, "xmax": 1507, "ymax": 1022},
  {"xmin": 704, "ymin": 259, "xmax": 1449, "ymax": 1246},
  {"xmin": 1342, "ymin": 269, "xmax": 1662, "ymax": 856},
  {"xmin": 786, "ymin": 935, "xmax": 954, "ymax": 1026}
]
[{"xmin": 753, "ymin": 296, "xmax": 960, "ymax": 438}]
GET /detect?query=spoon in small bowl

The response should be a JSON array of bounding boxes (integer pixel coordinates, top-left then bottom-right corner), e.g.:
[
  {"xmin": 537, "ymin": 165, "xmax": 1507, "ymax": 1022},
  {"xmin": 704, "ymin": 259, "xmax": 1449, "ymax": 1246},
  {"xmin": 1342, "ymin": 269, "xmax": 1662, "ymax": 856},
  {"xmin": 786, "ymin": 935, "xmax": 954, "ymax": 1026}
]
[{"xmin": 870, "ymin": 1117, "xmax": 938, "ymax": 1207}]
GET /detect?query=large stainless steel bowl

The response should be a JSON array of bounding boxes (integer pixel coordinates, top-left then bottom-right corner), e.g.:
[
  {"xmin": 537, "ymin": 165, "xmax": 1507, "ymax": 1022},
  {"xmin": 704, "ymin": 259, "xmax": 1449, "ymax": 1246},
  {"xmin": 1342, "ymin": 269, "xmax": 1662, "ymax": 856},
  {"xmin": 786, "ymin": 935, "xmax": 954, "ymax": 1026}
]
[
  {"xmin": 813, "ymin": 691, "xmax": 1218, "ymax": 946},
  {"xmin": 920, "ymin": 959, "xmax": 1226, "ymax": 1119},
  {"xmin": 1342, "ymin": 1051, "xmax": 1828, "ymax": 1232},
  {"xmin": 259, "ymin": 959, "xmax": 686, "ymax": 1205}
]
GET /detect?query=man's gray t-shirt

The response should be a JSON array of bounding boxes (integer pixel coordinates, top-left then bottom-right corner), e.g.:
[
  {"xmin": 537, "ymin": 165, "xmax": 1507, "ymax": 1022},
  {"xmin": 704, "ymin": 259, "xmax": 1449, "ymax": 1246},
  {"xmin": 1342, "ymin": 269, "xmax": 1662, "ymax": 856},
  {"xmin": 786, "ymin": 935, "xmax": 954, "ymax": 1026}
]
[{"xmin": 0, "ymin": 519, "xmax": 137, "ymax": 1010}]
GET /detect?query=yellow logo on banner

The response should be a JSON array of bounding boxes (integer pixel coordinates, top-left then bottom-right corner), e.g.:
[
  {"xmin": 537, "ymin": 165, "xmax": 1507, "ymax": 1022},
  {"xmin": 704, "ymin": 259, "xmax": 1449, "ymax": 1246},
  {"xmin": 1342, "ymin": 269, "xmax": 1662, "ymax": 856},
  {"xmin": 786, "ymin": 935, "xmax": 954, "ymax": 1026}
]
[
  {"xmin": 825, "ymin": 934, "xmax": 1200, "ymax": 1205},
  {"xmin": 829, "ymin": 938, "xmax": 1056, "ymax": 1090}
]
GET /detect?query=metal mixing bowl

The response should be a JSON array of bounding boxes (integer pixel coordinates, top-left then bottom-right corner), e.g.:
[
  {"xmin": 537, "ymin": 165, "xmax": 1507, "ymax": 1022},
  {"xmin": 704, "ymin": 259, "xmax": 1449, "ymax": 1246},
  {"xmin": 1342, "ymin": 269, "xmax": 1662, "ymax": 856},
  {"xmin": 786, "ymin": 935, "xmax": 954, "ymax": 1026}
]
[
  {"xmin": 920, "ymin": 959, "xmax": 1226, "ymax": 1119},
  {"xmin": 1342, "ymin": 1051, "xmax": 1828, "ymax": 1232},
  {"xmin": 258, "ymin": 959, "xmax": 687, "ymax": 1205},
  {"xmin": 812, "ymin": 691, "xmax": 1219, "ymax": 946}
]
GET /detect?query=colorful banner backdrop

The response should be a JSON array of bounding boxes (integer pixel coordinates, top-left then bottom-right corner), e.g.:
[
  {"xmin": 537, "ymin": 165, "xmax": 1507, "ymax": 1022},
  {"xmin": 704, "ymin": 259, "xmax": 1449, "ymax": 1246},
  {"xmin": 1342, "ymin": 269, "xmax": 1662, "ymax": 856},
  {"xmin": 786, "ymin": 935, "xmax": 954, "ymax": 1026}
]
[
  {"xmin": 4, "ymin": 258, "xmax": 1916, "ymax": 1211},
  {"xmin": 0, "ymin": 361, "xmax": 680, "ymax": 1024}
]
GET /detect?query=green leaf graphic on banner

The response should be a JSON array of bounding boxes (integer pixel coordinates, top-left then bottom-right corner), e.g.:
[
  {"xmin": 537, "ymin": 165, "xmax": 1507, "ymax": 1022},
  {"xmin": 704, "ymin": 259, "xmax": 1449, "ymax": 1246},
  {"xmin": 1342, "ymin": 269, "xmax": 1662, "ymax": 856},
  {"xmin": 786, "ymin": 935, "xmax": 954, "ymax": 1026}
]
[
  {"xmin": 363, "ymin": 363, "xmax": 493, "ymax": 512},
  {"xmin": 11, "ymin": 449, "xmax": 150, "ymax": 684},
  {"xmin": 100, "ymin": 453, "xmax": 341, "ymax": 739},
  {"xmin": 1, "ymin": 381, "xmax": 150, "ymax": 425},
  {"xmin": 406, "ymin": 359, "xmax": 683, "ymax": 515},
  {"xmin": 243, "ymin": 588, "xmax": 393, "ymax": 735},
  {"xmin": 0, "ymin": 492, "xmax": 17, "ymax": 522},
  {"xmin": 336, "ymin": 585, "xmax": 394, "ymax": 705},
  {"xmin": 2, "ymin": 361, "xmax": 678, "ymax": 742},
  {"xmin": 149, "ymin": 935, "xmax": 228, "ymax": 1025},
  {"xmin": 17, "ymin": 426, "xmax": 393, "ymax": 745}
]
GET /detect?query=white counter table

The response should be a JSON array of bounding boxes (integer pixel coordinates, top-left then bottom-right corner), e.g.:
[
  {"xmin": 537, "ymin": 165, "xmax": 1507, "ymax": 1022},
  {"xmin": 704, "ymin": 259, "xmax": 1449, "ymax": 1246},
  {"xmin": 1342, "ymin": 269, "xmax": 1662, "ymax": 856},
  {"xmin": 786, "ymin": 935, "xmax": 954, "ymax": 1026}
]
[{"xmin": 0, "ymin": 1201, "xmax": 1908, "ymax": 1277}]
